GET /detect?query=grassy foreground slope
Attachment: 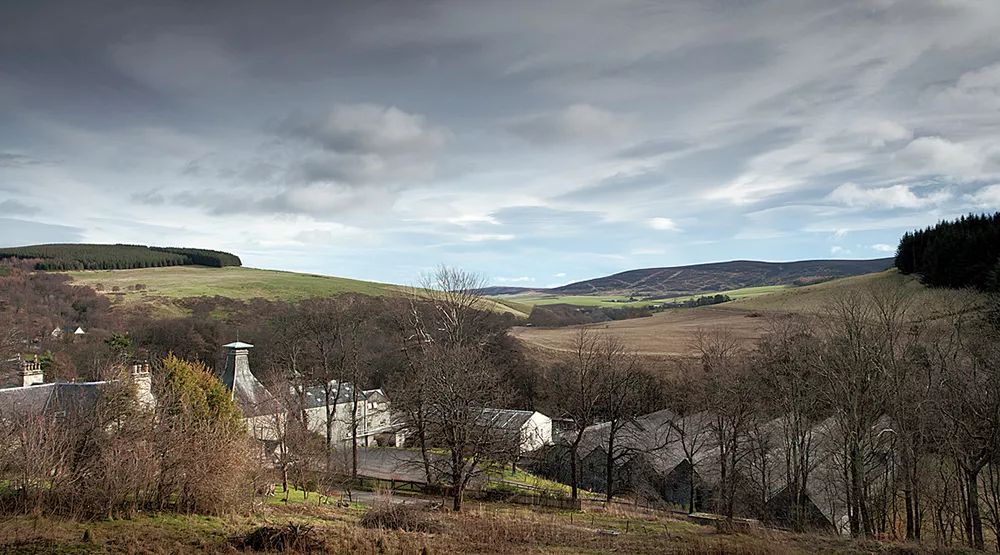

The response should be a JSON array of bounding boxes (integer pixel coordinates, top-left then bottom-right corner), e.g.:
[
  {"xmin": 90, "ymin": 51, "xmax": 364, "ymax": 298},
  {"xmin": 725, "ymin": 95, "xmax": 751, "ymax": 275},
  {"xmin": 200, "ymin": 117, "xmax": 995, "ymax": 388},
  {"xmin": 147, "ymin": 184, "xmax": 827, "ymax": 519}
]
[
  {"xmin": 0, "ymin": 492, "xmax": 947, "ymax": 554},
  {"xmin": 66, "ymin": 266, "xmax": 531, "ymax": 318}
]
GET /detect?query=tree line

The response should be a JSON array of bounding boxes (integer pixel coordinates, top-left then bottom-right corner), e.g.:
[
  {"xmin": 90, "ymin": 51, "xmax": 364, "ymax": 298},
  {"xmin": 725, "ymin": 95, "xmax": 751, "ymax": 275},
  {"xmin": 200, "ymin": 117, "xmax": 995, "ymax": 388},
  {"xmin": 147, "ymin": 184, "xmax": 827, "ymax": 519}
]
[
  {"xmin": 895, "ymin": 212, "xmax": 1000, "ymax": 291},
  {"xmin": 0, "ymin": 244, "xmax": 241, "ymax": 271}
]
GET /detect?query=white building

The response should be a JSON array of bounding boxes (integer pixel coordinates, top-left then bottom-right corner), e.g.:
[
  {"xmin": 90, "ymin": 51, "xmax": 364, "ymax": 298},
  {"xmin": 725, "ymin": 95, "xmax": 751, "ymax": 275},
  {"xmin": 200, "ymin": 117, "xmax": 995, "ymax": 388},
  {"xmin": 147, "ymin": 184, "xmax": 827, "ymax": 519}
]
[
  {"xmin": 300, "ymin": 382, "xmax": 400, "ymax": 446},
  {"xmin": 480, "ymin": 408, "xmax": 553, "ymax": 453}
]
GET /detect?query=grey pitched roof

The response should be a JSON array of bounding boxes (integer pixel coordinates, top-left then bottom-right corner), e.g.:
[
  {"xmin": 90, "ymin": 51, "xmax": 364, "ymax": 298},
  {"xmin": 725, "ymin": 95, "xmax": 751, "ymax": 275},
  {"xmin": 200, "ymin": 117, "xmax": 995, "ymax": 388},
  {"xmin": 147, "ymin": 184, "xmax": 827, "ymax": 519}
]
[
  {"xmin": 300, "ymin": 382, "xmax": 389, "ymax": 409},
  {"xmin": 0, "ymin": 383, "xmax": 55, "ymax": 414},
  {"xmin": 479, "ymin": 408, "xmax": 537, "ymax": 431},
  {"xmin": 0, "ymin": 381, "xmax": 106, "ymax": 417},
  {"xmin": 220, "ymin": 344, "xmax": 282, "ymax": 418},
  {"xmin": 576, "ymin": 409, "xmax": 684, "ymax": 473}
]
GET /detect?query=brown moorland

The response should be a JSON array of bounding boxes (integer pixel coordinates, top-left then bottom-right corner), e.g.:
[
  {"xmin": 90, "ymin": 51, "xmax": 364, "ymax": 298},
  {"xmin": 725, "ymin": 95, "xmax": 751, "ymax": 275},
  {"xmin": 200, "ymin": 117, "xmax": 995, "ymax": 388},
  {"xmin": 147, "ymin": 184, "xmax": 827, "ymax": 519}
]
[{"xmin": 512, "ymin": 270, "xmax": 983, "ymax": 359}]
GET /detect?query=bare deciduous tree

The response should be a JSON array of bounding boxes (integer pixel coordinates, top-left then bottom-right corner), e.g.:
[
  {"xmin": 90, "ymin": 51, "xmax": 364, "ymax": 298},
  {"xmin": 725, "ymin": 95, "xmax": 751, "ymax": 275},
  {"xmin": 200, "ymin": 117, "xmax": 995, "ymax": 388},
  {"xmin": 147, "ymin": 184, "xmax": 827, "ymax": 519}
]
[
  {"xmin": 551, "ymin": 328, "xmax": 606, "ymax": 500},
  {"xmin": 422, "ymin": 343, "xmax": 515, "ymax": 511}
]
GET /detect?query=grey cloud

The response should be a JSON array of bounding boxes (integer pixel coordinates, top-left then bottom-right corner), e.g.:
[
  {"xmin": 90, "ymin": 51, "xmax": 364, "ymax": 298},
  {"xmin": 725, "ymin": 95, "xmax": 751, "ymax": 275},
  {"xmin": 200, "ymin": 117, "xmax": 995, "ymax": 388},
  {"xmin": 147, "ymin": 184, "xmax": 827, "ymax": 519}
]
[
  {"xmin": 274, "ymin": 104, "xmax": 449, "ymax": 157},
  {"xmin": 614, "ymin": 138, "xmax": 691, "ymax": 159},
  {"xmin": 558, "ymin": 126, "xmax": 800, "ymax": 204},
  {"xmin": 0, "ymin": 152, "xmax": 44, "ymax": 167},
  {"xmin": 0, "ymin": 200, "xmax": 40, "ymax": 215},
  {"xmin": 130, "ymin": 190, "xmax": 166, "ymax": 205},
  {"xmin": 506, "ymin": 104, "xmax": 632, "ymax": 146},
  {"xmin": 266, "ymin": 103, "xmax": 450, "ymax": 189},
  {"xmin": 2, "ymin": 0, "xmax": 1000, "ymax": 280},
  {"xmin": 172, "ymin": 183, "xmax": 395, "ymax": 221}
]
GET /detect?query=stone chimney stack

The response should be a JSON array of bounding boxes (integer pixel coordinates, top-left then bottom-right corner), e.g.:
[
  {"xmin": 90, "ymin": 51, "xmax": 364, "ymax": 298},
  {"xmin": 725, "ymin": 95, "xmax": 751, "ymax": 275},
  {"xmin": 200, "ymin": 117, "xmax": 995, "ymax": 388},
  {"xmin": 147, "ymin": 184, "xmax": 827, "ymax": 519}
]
[
  {"xmin": 19, "ymin": 355, "xmax": 43, "ymax": 387},
  {"xmin": 130, "ymin": 361, "xmax": 154, "ymax": 409}
]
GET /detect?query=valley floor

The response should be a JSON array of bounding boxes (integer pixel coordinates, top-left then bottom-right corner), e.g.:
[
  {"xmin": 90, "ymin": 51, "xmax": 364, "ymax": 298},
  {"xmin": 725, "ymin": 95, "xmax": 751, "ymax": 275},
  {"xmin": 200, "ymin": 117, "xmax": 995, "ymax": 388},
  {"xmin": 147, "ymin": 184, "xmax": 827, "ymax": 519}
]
[{"xmin": 512, "ymin": 270, "xmax": 980, "ymax": 359}]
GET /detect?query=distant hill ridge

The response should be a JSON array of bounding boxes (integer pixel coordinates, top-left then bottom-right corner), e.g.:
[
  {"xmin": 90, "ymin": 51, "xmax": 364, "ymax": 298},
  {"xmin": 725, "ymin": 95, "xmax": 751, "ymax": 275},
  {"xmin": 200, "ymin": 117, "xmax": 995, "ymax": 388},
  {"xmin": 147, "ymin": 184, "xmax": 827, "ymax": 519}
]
[
  {"xmin": 0, "ymin": 243, "xmax": 242, "ymax": 271},
  {"xmin": 484, "ymin": 258, "xmax": 894, "ymax": 297}
]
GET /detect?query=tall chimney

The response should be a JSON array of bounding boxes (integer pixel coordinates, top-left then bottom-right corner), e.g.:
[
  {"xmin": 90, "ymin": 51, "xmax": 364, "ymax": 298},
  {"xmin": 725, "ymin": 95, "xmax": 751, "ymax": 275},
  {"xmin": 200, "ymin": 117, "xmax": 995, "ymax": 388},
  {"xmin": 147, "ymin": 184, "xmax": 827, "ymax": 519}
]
[
  {"xmin": 19, "ymin": 355, "xmax": 43, "ymax": 388},
  {"xmin": 130, "ymin": 361, "xmax": 154, "ymax": 409}
]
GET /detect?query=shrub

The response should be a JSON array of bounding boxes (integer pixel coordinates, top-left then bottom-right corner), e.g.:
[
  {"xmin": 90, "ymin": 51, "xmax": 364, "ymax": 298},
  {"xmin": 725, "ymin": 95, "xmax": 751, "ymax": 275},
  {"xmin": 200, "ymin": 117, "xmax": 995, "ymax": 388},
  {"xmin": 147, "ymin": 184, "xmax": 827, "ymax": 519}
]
[
  {"xmin": 360, "ymin": 503, "xmax": 439, "ymax": 533},
  {"xmin": 240, "ymin": 523, "xmax": 317, "ymax": 552}
]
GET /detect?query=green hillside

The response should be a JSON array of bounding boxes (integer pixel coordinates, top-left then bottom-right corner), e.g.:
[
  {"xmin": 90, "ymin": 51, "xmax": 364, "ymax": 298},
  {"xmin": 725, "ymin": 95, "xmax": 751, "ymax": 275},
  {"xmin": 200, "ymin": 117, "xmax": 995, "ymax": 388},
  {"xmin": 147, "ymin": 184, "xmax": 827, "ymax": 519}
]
[
  {"xmin": 731, "ymin": 269, "xmax": 982, "ymax": 318},
  {"xmin": 66, "ymin": 266, "xmax": 530, "ymax": 318}
]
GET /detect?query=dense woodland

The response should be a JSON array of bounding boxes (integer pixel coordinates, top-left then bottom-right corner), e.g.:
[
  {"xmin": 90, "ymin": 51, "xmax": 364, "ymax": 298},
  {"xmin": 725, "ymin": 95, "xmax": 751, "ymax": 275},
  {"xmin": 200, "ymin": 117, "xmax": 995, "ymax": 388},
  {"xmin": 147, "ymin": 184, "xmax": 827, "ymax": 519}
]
[
  {"xmin": 895, "ymin": 212, "xmax": 1000, "ymax": 291},
  {"xmin": 0, "ymin": 243, "xmax": 242, "ymax": 271}
]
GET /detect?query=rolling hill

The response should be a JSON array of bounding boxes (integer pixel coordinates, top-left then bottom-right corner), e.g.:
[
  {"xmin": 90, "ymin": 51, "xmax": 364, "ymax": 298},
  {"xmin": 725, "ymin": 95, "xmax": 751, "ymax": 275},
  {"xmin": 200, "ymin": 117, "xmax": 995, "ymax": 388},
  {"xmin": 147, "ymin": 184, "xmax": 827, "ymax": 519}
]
[
  {"xmin": 486, "ymin": 258, "xmax": 893, "ymax": 299},
  {"xmin": 65, "ymin": 266, "xmax": 532, "ymax": 318}
]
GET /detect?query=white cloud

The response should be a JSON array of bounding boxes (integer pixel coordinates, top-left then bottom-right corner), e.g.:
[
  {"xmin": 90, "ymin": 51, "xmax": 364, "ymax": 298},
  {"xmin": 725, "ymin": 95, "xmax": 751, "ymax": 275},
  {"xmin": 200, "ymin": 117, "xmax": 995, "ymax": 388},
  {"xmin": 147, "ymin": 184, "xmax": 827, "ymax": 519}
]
[
  {"xmin": 827, "ymin": 182, "xmax": 950, "ymax": 209},
  {"xmin": 967, "ymin": 184, "xmax": 1000, "ymax": 208},
  {"xmin": 831, "ymin": 246, "xmax": 848, "ymax": 255},
  {"xmin": 848, "ymin": 120, "xmax": 912, "ymax": 148},
  {"xmin": 894, "ymin": 136, "xmax": 982, "ymax": 176},
  {"xmin": 495, "ymin": 276, "xmax": 534, "ymax": 283},
  {"xmin": 933, "ymin": 62, "xmax": 1000, "ymax": 112},
  {"xmin": 553, "ymin": 272, "xmax": 567, "ymax": 277},
  {"xmin": 871, "ymin": 243, "xmax": 895, "ymax": 253},
  {"xmin": 647, "ymin": 217, "xmax": 680, "ymax": 231},
  {"xmin": 462, "ymin": 233, "xmax": 516, "ymax": 242}
]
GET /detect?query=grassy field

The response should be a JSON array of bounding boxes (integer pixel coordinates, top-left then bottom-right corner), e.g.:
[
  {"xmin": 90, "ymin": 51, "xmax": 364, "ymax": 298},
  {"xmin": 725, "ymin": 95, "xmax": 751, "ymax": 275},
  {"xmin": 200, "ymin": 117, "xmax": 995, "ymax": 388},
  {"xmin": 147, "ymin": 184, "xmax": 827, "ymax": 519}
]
[
  {"xmin": 66, "ymin": 266, "xmax": 405, "ymax": 301},
  {"xmin": 65, "ymin": 266, "xmax": 530, "ymax": 318},
  {"xmin": 512, "ymin": 270, "xmax": 982, "ymax": 360},
  {"xmin": 508, "ymin": 285, "xmax": 789, "ymax": 308},
  {"xmin": 512, "ymin": 305, "xmax": 772, "ymax": 358},
  {"xmin": 731, "ymin": 270, "xmax": 983, "ymax": 320}
]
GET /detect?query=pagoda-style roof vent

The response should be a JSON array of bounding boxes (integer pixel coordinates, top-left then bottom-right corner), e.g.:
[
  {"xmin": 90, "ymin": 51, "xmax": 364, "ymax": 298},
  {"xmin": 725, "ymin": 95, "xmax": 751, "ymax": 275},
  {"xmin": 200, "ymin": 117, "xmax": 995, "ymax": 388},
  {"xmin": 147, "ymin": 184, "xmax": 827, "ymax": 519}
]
[{"xmin": 223, "ymin": 341, "xmax": 254, "ymax": 349}]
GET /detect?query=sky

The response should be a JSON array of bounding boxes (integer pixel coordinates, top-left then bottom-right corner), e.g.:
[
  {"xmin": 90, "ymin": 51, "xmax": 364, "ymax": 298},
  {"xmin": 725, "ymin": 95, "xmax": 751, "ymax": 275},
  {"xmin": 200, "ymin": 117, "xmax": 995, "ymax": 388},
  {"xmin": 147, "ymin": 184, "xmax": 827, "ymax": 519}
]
[{"xmin": 2, "ymin": 0, "xmax": 1000, "ymax": 287}]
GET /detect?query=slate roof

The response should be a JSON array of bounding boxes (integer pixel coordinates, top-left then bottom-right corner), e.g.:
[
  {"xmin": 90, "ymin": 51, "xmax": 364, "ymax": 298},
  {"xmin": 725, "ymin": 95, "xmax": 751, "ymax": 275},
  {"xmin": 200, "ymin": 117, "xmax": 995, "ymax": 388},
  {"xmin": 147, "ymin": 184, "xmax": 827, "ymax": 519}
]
[
  {"xmin": 0, "ymin": 381, "xmax": 107, "ymax": 417},
  {"xmin": 479, "ymin": 408, "xmax": 537, "ymax": 431},
  {"xmin": 301, "ymin": 381, "xmax": 373, "ymax": 409},
  {"xmin": 220, "ymin": 343, "xmax": 282, "ymax": 417},
  {"xmin": 576, "ymin": 409, "xmax": 688, "ymax": 473}
]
